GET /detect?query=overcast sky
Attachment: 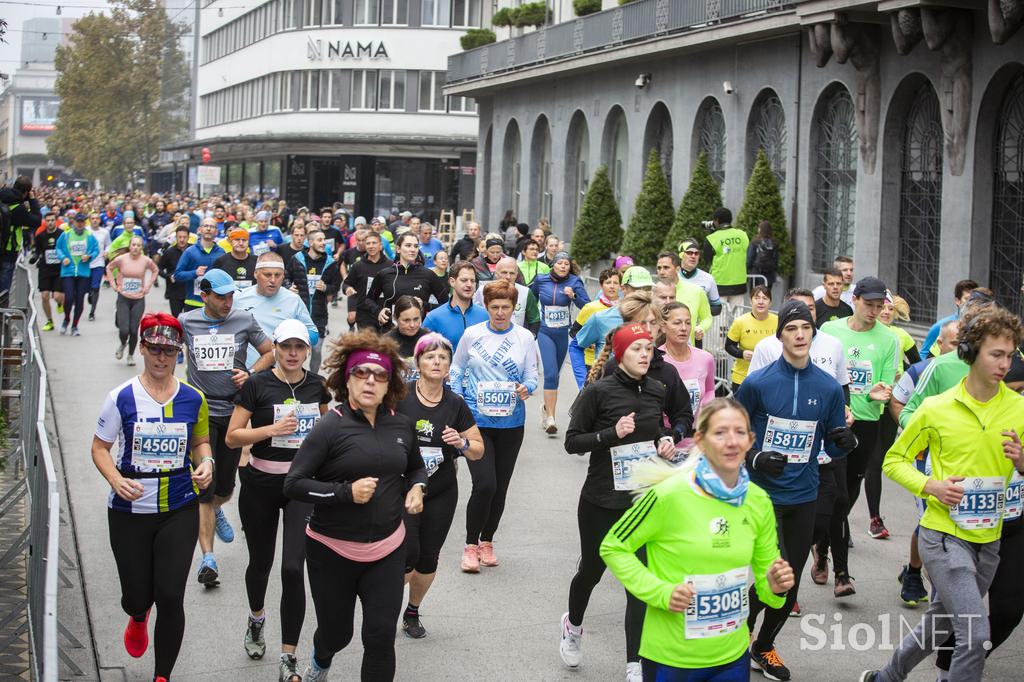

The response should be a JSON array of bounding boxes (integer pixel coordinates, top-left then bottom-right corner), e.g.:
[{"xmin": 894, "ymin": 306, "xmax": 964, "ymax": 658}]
[{"xmin": 1, "ymin": 1, "xmax": 104, "ymax": 71}]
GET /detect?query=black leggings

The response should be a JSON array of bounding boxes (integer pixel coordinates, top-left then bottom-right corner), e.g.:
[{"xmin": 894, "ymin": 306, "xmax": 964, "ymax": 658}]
[
  {"xmin": 814, "ymin": 458, "xmax": 851, "ymax": 575},
  {"xmin": 238, "ymin": 470, "xmax": 312, "ymax": 647},
  {"xmin": 168, "ymin": 297, "xmax": 186, "ymax": 319},
  {"xmin": 566, "ymin": 496, "xmax": 644, "ymax": 662},
  {"xmin": 404, "ymin": 482, "xmax": 458, "ymax": 574},
  {"xmin": 747, "ymin": 500, "xmax": 816, "ymax": 649},
  {"xmin": 62, "ymin": 275, "xmax": 90, "ymax": 327},
  {"xmin": 845, "ymin": 419, "xmax": 881, "ymax": 521},
  {"xmin": 465, "ymin": 426, "xmax": 525, "ymax": 545},
  {"xmin": 936, "ymin": 519, "xmax": 1024, "ymax": 670},
  {"xmin": 108, "ymin": 504, "xmax": 199, "ymax": 679},
  {"xmin": 116, "ymin": 295, "xmax": 146, "ymax": 355},
  {"xmin": 871, "ymin": 411, "xmax": 900, "ymax": 519},
  {"xmin": 305, "ymin": 538, "xmax": 405, "ymax": 681}
]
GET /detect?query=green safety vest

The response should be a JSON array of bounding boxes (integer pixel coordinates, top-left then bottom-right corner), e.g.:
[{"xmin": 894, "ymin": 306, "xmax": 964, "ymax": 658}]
[
  {"xmin": 706, "ymin": 227, "xmax": 749, "ymax": 287},
  {"xmin": 3, "ymin": 203, "xmax": 24, "ymax": 253}
]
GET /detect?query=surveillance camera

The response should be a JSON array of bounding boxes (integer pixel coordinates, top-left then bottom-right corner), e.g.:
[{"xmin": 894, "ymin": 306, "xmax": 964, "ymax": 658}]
[
  {"xmin": 635, "ymin": 73, "xmax": 651, "ymax": 89},
  {"xmin": 723, "ymin": 81, "xmax": 734, "ymax": 95}
]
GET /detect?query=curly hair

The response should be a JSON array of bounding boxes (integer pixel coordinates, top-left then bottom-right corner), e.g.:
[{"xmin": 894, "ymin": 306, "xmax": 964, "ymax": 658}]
[
  {"xmin": 958, "ymin": 306, "xmax": 1024, "ymax": 362},
  {"xmin": 322, "ymin": 329, "xmax": 409, "ymax": 410}
]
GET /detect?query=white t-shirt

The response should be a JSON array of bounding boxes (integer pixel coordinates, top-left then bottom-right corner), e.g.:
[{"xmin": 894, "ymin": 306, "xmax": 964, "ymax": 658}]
[
  {"xmin": 748, "ymin": 333, "xmax": 849, "ymax": 386},
  {"xmin": 90, "ymin": 228, "xmax": 111, "ymax": 269}
]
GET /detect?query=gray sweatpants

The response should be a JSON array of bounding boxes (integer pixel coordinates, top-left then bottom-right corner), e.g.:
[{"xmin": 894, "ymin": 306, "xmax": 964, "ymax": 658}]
[
  {"xmin": 116, "ymin": 295, "xmax": 146, "ymax": 355},
  {"xmin": 878, "ymin": 526, "xmax": 1000, "ymax": 682}
]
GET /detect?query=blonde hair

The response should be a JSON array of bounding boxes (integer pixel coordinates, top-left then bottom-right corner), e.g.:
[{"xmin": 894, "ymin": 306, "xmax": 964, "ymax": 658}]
[{"xmin": 890, "ymin": 295, "xmax": 911, "ymax": 323}]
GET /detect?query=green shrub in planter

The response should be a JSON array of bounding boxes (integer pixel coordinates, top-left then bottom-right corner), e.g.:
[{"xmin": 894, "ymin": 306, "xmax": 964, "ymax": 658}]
[
  {"xmin": 621, "ymin": 149, "xmax": 675, "ymax": 266},
  {"xmin": 492, "ymin": 7, "xmax": 515, "ymax": 27},
  {"xmin": 461, "ymin": 28, "xmax": 497, "ymax": 50},
  {"xmin": 513, "ymin": 2, "xmax": 549, "ymax": 28},
  {"xmin": 735, "ymin": 149, "xmax": 794, "ymax": 275},
  {"xmin": 570, "ymin": 165, "xmax": 623, "ymax": 267},
  {"xmin": 663, "ymin": 152, "xmax": 722, "ymax": 252},
  {"xmin": 573, "ymin": 0, "xmax": 601, "ymax": 16}
]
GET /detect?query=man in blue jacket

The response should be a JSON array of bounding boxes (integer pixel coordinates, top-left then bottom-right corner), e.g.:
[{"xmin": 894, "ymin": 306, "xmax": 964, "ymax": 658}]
[
  {"xmin": 174, "ymin": 217, "xmax": 226, "ymax": 308},
  {"xmin": 55, "ymin": 213, "xmax": 100, "ymax": 335},
  {"xmin": 735, "ymin": 300, "xmax": 857, "ymax": 681}
]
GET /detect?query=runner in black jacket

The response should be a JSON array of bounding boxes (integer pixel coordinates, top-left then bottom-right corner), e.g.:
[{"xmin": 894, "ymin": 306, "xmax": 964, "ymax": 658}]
[
  {"xmin": 361, "ymin": 232, "xmax": 448, "ymax": 331},
  {"xmin": 288, "ymin": 230, "xmax": 342, "ymax": 373},
  {"xmin": 283, "ymin": 330, "xmax": 426, "ymax": 682},
  {"xmin": 158, "ymin": 225, "xmax": 192, "ymax": 318},
  {"xmin": 341, "ymin": 232, "xmax": 391, "ymax": 330}
]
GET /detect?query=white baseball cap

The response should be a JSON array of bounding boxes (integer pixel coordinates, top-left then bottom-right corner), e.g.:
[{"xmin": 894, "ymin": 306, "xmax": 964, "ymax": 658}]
[{"xmin": 273, "ymin": 319, "xmax": 310, "ymax": 345}]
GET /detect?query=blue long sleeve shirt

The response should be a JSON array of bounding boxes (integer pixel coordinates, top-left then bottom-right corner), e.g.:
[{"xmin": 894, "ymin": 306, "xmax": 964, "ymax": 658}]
[
  {"xmin": 921, "ymin": 312, "xmax": 958, "ymax": 359},
  {"xmin": 174, "ymin": 241, "xmax": 226, "ymax": 307},
  {"xmin": 55, "ymin": 230, "xmax": 100, "ymax": 278},
  {"xmin": 735, "ymin": 357, "xmax": 848, "ymax": 505},
  {"xmin": 529, "ymin": 273, "xmax": 590, "ymax": 331}
]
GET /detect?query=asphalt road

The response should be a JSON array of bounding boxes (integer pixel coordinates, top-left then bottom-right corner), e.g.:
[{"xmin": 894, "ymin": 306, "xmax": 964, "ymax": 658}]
[{"xmin": 40, "ymin": 286, "xmax": 1023, "ymax": 681}]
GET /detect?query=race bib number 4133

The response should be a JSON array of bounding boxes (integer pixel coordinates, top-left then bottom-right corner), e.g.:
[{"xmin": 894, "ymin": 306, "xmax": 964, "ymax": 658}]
[{"xmin": 949, "ymin": 476, "xmax": 1006, "ymax": 530}]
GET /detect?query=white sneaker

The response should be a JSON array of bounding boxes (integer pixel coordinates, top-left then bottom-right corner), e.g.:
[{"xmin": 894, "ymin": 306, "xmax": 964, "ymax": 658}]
[
  {"xmin": 126, "ymin": 355, "xmax": 135, "ymax": 366},
  {"xmin": 115, "ymin": 343, "xmax": 126, "ymax": 360},
  {"xmin": 626, "ymin": 661, "xmax": 643, "ymax": 682},
  {"xmin": 559, "ymin": 612, "xmax": 582, "ymax": 668},
  {"xmin": 544, "ymin": 415, "xmax": 558, "ymax": 435}
]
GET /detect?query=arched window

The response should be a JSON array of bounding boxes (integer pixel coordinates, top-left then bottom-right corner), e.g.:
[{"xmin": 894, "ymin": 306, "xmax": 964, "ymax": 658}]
[
  {"xmin": 566, "ymin": 111, "xmax": 590, "ymax": 229},
  {"xmin": 991, "ymin": 72, "xmax": 1024, "ymax": 315},
  {"xmin": 643, "ymin": 103, "xmax": 674, "ymax": 186},
  {"xmin": 503, "ymin": 120, "xmax": 522, "ymax": 219},
  {"xmin": 897, "ymin": 82, "xmax": 943, "ymax": 322},
  {"xmin": 748, "ymin": 89, "xmax": 787, "ymax": 189},
  {"xmin": 603, "ymin": 107, "xmax": 629, "ymax": 205},
  {"xmin": 695, "ymin": 98, "xmax": 726, "ymax": 187},
  {"xmin": 531, "ymin": 116, "xmax": 553, "ymax": 222},
  {"xmin": 481, "ymin": 125, "xmax": 492, "ymax": 224},
  {"xmin": 811, "ymin": 85, "xmax": 858, "ymax": 271}
]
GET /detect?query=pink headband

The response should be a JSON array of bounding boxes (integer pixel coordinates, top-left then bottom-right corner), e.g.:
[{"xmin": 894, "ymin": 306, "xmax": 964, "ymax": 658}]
[{"xmin": 346, "ymin": 349, "xmax": 392, "ymax": 377}]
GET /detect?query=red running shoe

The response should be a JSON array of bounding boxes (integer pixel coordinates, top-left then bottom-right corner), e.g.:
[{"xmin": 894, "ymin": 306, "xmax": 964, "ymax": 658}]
[{"xmin": 123, "ymin": 610, "xmax": 150, "ymax": 658}]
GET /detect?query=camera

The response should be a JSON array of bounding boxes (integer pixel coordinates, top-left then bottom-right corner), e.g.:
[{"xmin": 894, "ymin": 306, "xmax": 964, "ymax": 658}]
[
  {"xmin": 723, "ymin": 81, "xmax": 734, "ymax": 95},
  {"xmin": 634, "ymin": 73, "xmax": 651, "ymax": 89},
  {"xmin": 701, "ymin": 220, "xmax": 716, "ymax": 232}
]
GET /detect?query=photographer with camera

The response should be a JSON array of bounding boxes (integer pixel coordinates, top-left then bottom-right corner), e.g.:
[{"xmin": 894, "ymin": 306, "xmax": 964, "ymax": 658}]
[
  {"xmin": 0, "ymin": 176, "xmax": 43, "ymax": 302},
  {"xmin": 701, "ymin": 207, "xmax": 748, "ymax": 309}
]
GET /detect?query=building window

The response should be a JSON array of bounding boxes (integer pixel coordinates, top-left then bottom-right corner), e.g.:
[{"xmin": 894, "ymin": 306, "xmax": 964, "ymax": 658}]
[
  {"xmin": 504, "ymin": 122, "xmax": 522, "ymax": 217},
  {"xmin": 326, "ymin": 0, "xmax": 344, "ymax": 24},
  {"xmin": 644, "ymin": 103, "xmax": 673, "ymax": 189},
  {"xmin": 305, "ymin": 0, "xmax": 324, "ymax": 26},
  {"xmin": 568, "ymin": 115, "xmax": 590, "ymax": 229},
  {"xmin": 422, "ymin": 0, "xmax": 451, "ymax": 27},
  {"xmin": 300, "ymin": 71, "xmax": 319, "ymax": 110},
  {"xmin": 605, "ymin": 110, "xmax": 629, "ymax": 205},
  {"xmin": 452, "ymin": 0, "xmax": 482, "ymax": 28},
  {"xmin": 812, "ymin": 86, "xmax": 857, "ymax": 271},
  {"xmin": 749, "ymin": 89, "xmax": 787, "ymax": 189},
  {"xmin": 538, "ymin": 125, "xmax": 553, "ymax": 221},
  {"xmin": 354, "ymin": 0, "xmax": 379, "ymax": 25},
  {"xmin": 378, "ymin": 70, "xmax": 406, "ymax": 111},
  {"xmin": 419, "ymin": 72, "xmax": 445, "ymax": 112},
  {"xmin": 448, "ymin": 95, "xmax": 476, "ymax": 114},
  {"xmin": 991, "ymin": 72, "xmax": 1024, "ymax": 316},
  {"xmin": 897, "ymin": 82, "xmax": 944, "ymax": 322},
  {"xmin": 696, "ymin": 98, "xmax": 726, "ymax": 188},
  {"xmin": 352, "ymin": 70, "xmax": 378, "ymax": 110},
  {"xmin": 381, "ymin": 0, "xmax": 408, "ymax": 25},
  {"xmin": 282, "ymin": 0, "xmax": 298, "ymax": 29}
]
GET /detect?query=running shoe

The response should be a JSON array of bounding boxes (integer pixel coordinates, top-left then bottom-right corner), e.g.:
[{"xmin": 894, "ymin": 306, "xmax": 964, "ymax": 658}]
[
  {"xmin": 869, "ymin": 516, "xmax": 890, "ymax": 539},
  {"xmin": 197, "ymin": 554, "xmax": 219, "ymax": 586},
  {"xmin": 88, "ymin": 313, "xmax": 95, "ymax": 321},
  {"xmin": 478, "ymin": 541, "xmax": 499, "ymax": 567},
  {"xmin": 897, "ymin": 564, "xmax": 928, "ymax": 605},
  {"xmin": 215, "ymin": 507, "xmax": 235, "ymax": 543},
  {"xmin": 56, "ymin": 303, "xmax": 63, "ymax": 314},
  {"xmin": 126, "ymin": 355, "xmax": 135, "ymax": 366},
  {"xmin": 115, "ymin": 343, "xmax": 126, "ymax": 360},
  {"xmin": 544, "ymin": 415, "xmax": 558, "ymax": 435},
  {"xmin": 460, "ymin": 544, "xmax": 480, "ymax": 573},
  {"xmin": 749, "ymin": 645, "xmax": 791, "ymax": 681},
  {"xmin": 279, "ymin": 654, "xmax": 301, "ymax": 682},
  {"xmin": 810, "ymin": 546, "xmax": 828, "ymax": 585},
  {"xmin": 123, "ymin": 610, "xmax": 150, "ymax": 658},
  {"xmin": 859, "ymin": 672, "xmax": 878, "ymax": 682},
  {"xmin": 42, "ymin": 320, "xmax": 54, "ymax": 331},
  {"xmin": 559, "ymin": 612, "xmax": 582, "ymax": 668},
  {"xmin": 60, "ymin": 321, "xmax": 67, "ymax": 335},
  {"xmin": 71, "ymin": 327, "xmax": 80, "ymax": 337},
  {"xmin": 244, "ymin": 615, "xmax": 266, "ymax": 659},
  {"xmin": 788, "ymin": 601, "xmax": 801, "ymax": 618},
  {"xmin": 303, "ymin": 658, "xmax": 330, "ymax": 681},
  {"xmin": 625, "ymin": 661, "xmax": 643, "ymax": 682},
  {"xmin": 402, "ymin": 613, "xmax": 427, "ymax": 639},
  {"xmin": 834, "ymin": 572, "xmax": 856, "ymax": 598},
  {"xmin": 155, "ymin": 678, "xmax": 168, "ymax": 682}
]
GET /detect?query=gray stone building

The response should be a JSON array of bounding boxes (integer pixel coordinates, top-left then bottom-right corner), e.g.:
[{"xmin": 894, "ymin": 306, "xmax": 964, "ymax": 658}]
[{"xmin": 445, "ymin": 0, "xmax": 1024, "ymax": 322}]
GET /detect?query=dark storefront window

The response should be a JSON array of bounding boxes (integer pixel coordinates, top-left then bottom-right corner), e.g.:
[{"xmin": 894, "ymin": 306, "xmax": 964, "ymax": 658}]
[
  {"xmin": 262, "ymin": 160, "xmax": 282, "ymax": 197},
  {"xmin": 374, "ymin": 158, "xmax": 458, "ymax": 223}
]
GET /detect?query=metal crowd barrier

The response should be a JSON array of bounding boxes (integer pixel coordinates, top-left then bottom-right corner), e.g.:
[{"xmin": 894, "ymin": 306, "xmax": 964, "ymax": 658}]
[
  {"xmin": 7, "ymin": 259, "xmax": 60, "ymax": 681},
  {"xmin": 702, "ymin": 301, "xmax": 753, "ymax": 396}
]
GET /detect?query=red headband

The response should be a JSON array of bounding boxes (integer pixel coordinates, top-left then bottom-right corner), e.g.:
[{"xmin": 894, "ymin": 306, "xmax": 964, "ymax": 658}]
[
  {"xmin": 346, "ymin": 349, "xmax": 392, "ymax": 377},
  {"xmin": 612, "ymin": 324, "xmax": 653, "ymax": 362}
]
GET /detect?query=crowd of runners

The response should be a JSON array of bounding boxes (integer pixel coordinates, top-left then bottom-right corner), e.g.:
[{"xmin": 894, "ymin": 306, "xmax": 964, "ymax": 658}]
[{"xmin": 4, "ymin": 176, "xmax": 1023, "ymax": 682}]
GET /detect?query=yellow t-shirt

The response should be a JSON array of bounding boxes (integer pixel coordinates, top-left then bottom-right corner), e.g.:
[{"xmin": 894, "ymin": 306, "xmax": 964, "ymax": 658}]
[{"xmin": 727, "ymin": 312, "xmax": 778, "ymax": 385}]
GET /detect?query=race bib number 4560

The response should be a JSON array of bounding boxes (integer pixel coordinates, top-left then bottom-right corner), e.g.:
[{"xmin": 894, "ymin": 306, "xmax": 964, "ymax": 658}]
[{"xmin": 131, "ymin": 422, "xmax": 188, "ymax": 472}]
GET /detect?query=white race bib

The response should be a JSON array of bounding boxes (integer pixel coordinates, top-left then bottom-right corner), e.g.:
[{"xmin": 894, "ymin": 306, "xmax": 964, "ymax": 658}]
[
  {"xmin": 420, "ymin": 446, "xmax": 444, "ymax": 478},
  {"xmin": 684, "ymin": 567, "xmax": 750, "ymax": 639},
  {"xmin": 44, "ymin": 249, "xmax": 59, "ymax": 265},
  {"xmin": 121, "ymin": 277, "xmax": 142, "ymax": 294},
  {"xmin": 543, "ymin": 305, "xmax": 571, "ymax": 328},
  {"xmin": 683, "ymin": 378, "xmax": 702, "ymax": 409},
  {"xmin": 193, "ymin": 278, "xmax": 203, "ymax": 296},
  {"xmin": 762, "ymin": 416, "xmax": 817, "ymax": 464},
  {"xmin": 193, "ymin": 333, "xmax": 235, "ymax": 371},
  {"xmin": 848, "ymin": 359, "xmax": 873, "ymax": 395},
  {"xmin": 252, "ymin": 241, "xmax": 271, "ymax": 256},
  {"xmin": 270, "ymin": 403, "xmax": 321, "ymax": 449},
  {"xmin": 233, "ymin": 279, "xmax": 252, "ymax": 291},
  {"xmin": 307, "ymin": 274, "xmax": 321, "ymax": 295},
  {"xmin": 366, "ymin": 276, "xmax": 375, "ymax": 294},
  {"xmin": 1005, "ymin": 471, "xmax": 1023, "ymax": 521},
  {"xmin": 325, "ymin": 238, "xmax": 336, "ymax": 253},
  {"xmin": 69, "ymin": 240, "xmax": 87, "ymax": 257},
  {"xmin": 949, "ymin": 476, "xmax": 1006, "ymax": 530},
  {"xmin": 131, "ymin": 422, "xmax": 188, "ymax": 472},
  {"xmin": 610, "ymin": 440, "xmax": 658, "ymax": 491},
  {"xmin": 476, "ymin": 381, "xmax": 518, "ymax": 417}
]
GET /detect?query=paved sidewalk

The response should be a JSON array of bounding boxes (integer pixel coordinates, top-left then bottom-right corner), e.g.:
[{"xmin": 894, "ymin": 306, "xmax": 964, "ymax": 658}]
[{"xmin": 38, "ymin": 289, "xmax": 1024, "ymax": 681}]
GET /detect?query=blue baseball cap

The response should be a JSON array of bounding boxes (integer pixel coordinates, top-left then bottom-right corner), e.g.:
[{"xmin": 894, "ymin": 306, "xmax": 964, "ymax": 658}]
[{"xmin": 199, "ymin": 269, "xmax": 236, "ymax": 295}]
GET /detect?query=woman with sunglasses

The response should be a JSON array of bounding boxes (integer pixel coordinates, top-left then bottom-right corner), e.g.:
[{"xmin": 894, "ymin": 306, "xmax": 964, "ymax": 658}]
[
  {"xmin": 225, "ymin": 320, "xmax": 331, "ymax": 681},
  {"xmin": 284, "ymin": 330, "xmax": 426, "ymax": 682},
  {"xmin": 91, "ymin": 312, "xmax": 214, "ymax": 682},
  {"xmin": 396, "ymin": 333, "xmax": 484, "ymax": 638}
]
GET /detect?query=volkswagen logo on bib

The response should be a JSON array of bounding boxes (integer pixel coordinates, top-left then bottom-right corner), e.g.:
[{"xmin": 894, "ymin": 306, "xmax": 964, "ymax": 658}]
[
  {"xmin": 973, "ymin": 478, "xmax": 984, "ymax": 490},
  {"xmin": 715, "ymin": 574, "xmax": 727, "ymax": 588}
]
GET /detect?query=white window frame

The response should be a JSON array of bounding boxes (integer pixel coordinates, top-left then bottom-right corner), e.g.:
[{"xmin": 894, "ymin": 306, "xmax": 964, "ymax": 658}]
[
  {"xmin": 448, "ymin": 95, "xmax": 477, "ymax": 114},
  {"xmin": 381, "ymin": 0, "xmax": 408, "ymax": 25},
  {"xmin": 419, "ymin": 71, "xmax": 444, "ymax": 112},
  {"xmin": 282, "ymin": 0, "xmax": 297, "ymax": 29},
  {"xmin": 354, "ymin": 0, "xmax": 380, "ymax": 25},
  {"xmin": 305, "ymin": 0, "xmax": 323, "ymax": 26},
  {"xmin": 452, "ymin": 0, "xmax": 481, "ymax": 28},
  {"xmin": 351, "ymin": 70, "xmax": 378, "ymax": 111},
  {"xmin": 421, "ymin": 0, "xmax": 450, "ymax": 27},
  {"xmin": 378, "ymin": 70, "xmax": 405, "ymax": 111}
]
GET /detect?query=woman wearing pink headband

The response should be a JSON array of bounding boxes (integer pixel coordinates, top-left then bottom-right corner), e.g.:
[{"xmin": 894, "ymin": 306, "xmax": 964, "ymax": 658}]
[{"xmin": 284, "ymin": 329, "xmax": 426, "ymax": 682}]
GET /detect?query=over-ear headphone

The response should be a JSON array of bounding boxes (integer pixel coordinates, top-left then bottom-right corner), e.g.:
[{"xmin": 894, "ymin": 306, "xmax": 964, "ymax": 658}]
[{"xmin": 957, "ymin": 314, "xmax": 980, "ymax": 364}]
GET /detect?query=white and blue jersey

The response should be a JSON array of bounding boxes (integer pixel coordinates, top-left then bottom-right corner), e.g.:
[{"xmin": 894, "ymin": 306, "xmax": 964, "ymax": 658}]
[
  {"xmin": 451, "ymin": 322, "xmax": 539, "ymax": 429},
  {"xmin": 736, "ymin": 357, "xmax": 848, "ymax": 505},
  {"xmin": 95, "ymin": 377, "xmax": 209, "ymax": 514}
]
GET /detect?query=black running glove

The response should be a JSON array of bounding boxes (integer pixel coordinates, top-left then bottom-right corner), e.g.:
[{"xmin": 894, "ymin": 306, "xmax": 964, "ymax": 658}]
[
  {"xmin": 826, "ymin": 426, "xmax": 859, "ymax": 452},
  {"xmin": 745, "ymin": 449, "xmax": 787, "ymax": 477}
]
